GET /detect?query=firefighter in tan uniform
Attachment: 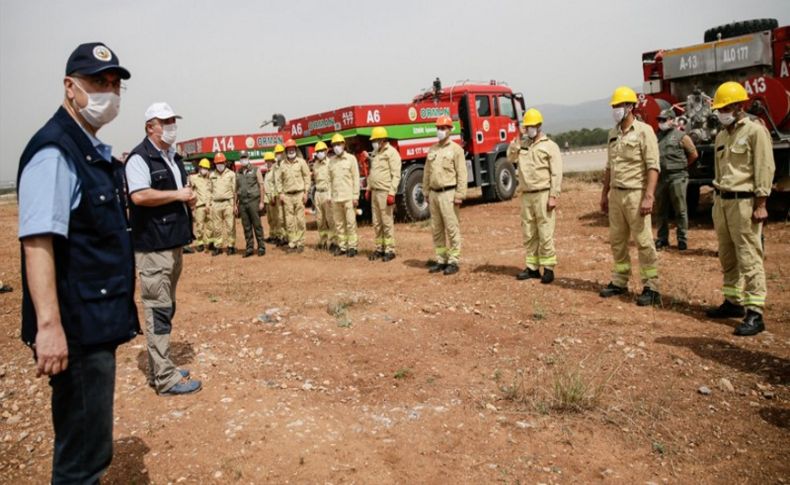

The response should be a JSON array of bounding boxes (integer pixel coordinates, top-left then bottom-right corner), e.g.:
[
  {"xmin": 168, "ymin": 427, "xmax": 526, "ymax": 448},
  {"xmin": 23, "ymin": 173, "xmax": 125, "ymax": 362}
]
[
  {"xmin": 189, "ymin": 158, "xmax": 213, "ymax": 252},
  {"xmin": 210, "ymin": 152, "xmax": 237, "ymax": 255},
  {"xmin": 599, "ymin": 86, "xmax": 661, "ymax": 306},
  {"xmin": 366, "ymin": 127, "xmax": 402, "ymax": 262},
  {"xmin": 312, "ymin": 141, "xmax": 335, "ymax": 250},
  {"xmin": 507, "ymin": 108, "xmax": 562, "ymax": 284},
  {"xmin": 277, "ymin": 139, "xmax": 310, "ymax": 252},
  {"xmin": 328, "ymin": 133, "xmax": 360, "ymax": 257},
  {"xmin": 705, "ymin": 81, "xmax": 775, "ymax": 336},
  {"xmin": 271, "ymin": 144, "xmax": 287, "ymax": 246},
  {"xmin": 424, "ymin": 115, "xmax": 467, "ymax": 275},
  {"xmin": 262, "ymin": 151, "xmax": 280, "ymax": 244}
]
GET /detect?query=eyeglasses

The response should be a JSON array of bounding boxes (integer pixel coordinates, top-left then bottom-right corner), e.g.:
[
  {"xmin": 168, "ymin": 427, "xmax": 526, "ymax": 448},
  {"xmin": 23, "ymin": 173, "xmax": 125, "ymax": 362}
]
[{"xmin": 73, "ymin": 75, "xmax": 126, "ymax": 92}]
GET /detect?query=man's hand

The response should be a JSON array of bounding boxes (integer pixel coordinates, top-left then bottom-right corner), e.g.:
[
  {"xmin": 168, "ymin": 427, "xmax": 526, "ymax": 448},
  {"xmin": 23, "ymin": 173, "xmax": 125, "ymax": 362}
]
[
  {"xmin": 600, "ymin": 192, "xmax": 609, "ymax": 214},
  {"xmin": 279, "ymin": 194, "xmax": 285, "ymax": 204},
  {"xmin": 234, "ymin": 205, "xmax": 239, "ymax": 217},
  {"xmin": 386, "ymin": 194, "xmax": 395, "ymax": 206},
  {"xmin": 365, "ymin": 190, "xmax": 371, "ymax": 201},
  {"xmin": 259, "ymin": 201, "xmax": 265, "ymax": 212},
  {"xmin": 177, "ymin": 187, "xmax": 194, "ymax": 203},
  {"xmin": 302, "ymin": 194, "xmax": 308, "ymax": 205},
  {"xmin": 352, "ymin": 199, "xmax": 359, "ymax": 208},
  {"xmin": 753, "ymin": 204, "xmax": 768, "ymax": 222},
  {"xmin": 453, "ymin": 198, "xmax": 462, "ymax": 206},
  {"xmin": 35, "ymin": 322, "xmax": 68, "ymax": 377},
  {"xmin": 640, "ymin": 193, "xmax": 654, "ymax": 215},
  {"xmin": 547, "ymin": 196, "xmax": 557, "ymax": 211}
]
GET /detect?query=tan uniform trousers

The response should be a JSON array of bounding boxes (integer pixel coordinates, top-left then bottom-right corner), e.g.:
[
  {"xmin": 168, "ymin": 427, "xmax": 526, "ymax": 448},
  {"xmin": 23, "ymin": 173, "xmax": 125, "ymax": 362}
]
[
  {"xmin": 371, "ymin": 189, "xmax": 396, "ymax": 254},
  {"xmin": 608, "ymin": 188, "xmax": 659, "ymax": 291},
  {"xmin": 314, "ymin": 190, "xmax": 335, "ymax": 246},
  {"xmin": 713, "ymin": 197, "xmax": 766, "ymax": 313},
  {"xmin": 266, "ymin": 199, "xmax": 281, "ymax": 240},
  {"xmin": 429, "ymin": 189, "xmax": 461, "ymax": 265},
  {"xmin": 521, "ymin": 190, "xmax": 556, "ymax": 270},
  {"xmin": 135, "ymin": 249, "xmax": 183, "ymax": 393},
  {"xmin": 332, "ymin": 200, "xmax": 358, "ymax": 251},
  {"xmin": 283, "ymin": 192, "xmax": 306, "ymax": 248},
  {"xmin": 211, "ymin": 200, "xmax": 235, "ymax": 249},
  {"xmin": 193, "ymin": 205, "xmax": 213, "ymax": 246}
]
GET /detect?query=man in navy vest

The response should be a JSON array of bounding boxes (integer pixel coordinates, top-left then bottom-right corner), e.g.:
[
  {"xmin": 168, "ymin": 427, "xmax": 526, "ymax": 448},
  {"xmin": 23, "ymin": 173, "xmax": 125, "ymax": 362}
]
[
  {"xmin": 17, "ymin": 42, "xmax": 139, "ymax": 484},
  {"xmin": 126, "ymin": 102, "xmax": 202, "ymax": 395}
]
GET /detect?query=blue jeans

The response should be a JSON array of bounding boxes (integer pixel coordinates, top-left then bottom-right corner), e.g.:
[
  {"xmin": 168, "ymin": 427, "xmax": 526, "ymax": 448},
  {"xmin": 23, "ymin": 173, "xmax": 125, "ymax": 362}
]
[{"xmin": 49, "ymin": 343, "xmax": 117, "ymax": 484}]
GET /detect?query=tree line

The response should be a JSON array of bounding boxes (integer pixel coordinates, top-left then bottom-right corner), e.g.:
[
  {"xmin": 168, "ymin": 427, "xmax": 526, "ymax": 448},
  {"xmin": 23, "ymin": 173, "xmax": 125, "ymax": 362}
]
[{"xmin": 548, "ymin": 128, "xmax": 609, "ymax": 149}]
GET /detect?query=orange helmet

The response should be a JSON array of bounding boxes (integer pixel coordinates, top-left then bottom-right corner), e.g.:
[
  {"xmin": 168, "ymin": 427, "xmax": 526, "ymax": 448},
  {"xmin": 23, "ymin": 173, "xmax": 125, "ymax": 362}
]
[
  {"xmin": 435, "ymin": 115, "xmax": 453, "ymax": 128},
  {"xmin": 214, "ymin": 152, "xmax": 227, "ymax": 163},
  {"xmin": 284, "ymin": 139, "xmax": 297, "ymax": 149}
]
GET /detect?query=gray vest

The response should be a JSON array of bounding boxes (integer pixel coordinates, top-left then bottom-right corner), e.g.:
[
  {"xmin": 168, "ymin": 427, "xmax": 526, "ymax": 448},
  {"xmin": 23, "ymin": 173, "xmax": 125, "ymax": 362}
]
[
  {"xmin": 658, "ymin": 128, "xmax": 688, "ymax": 173},
  {"xmin": 237, "ymin": 167, "xmax": 261, "ymax": 202}
]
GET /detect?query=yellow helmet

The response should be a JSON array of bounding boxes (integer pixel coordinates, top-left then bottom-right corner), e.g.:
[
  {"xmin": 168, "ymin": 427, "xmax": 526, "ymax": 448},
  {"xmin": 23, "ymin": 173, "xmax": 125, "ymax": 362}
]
[
  {"xmin": 198, "ymin": 158, "xmax": 211, "ymax": 169},
  {"xmin": 274, "ymin": 143, "xmax": 285, "ymax": 154},
  {"xmin": 263, "ymin": 151, "xmax": 275, "ymax": 161},
  {"xmin": 315, "ymin": 141, "xmax": 328, "ymax": 152},
  {"xmin": 330, "ymin": 133, "xmax": 345, "ymax": 145},
  {"xmin": 610, "ymin": 86, "xmax": 638, "ymax": 106},
  {"xmin": 711, "ymin": 81, "xmax": 749, "ymax": 110},
  {"xmin": 370, "ymin": 126, "xmax": 388, "ymax": 140},
  {"xmin": 521, "ymin": 108, "xmax": 543, "ymax": 127}
]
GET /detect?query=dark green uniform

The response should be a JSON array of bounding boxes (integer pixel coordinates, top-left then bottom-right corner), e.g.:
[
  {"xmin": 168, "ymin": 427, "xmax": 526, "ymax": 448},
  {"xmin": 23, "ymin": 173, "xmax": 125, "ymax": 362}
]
[
  {"xmin": 655, "ymin": 128, "xmax": 692, "ymax": 246},
  {"xmin": 236, "ymin": 164, "xmax": 265, "ymax": 252}
]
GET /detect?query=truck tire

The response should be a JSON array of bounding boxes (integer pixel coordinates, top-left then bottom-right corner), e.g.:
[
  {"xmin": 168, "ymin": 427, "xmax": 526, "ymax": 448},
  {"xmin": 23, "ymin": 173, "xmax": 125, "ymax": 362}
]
[
  {"xmin": 703, "ymin": 18, "xmax": 777, "ymax": 43},
  {"xmin": 492, "ymin": 157, "xmax": 517, "ymax": 201},
  {"xmin": 397, "ymin": 168, "xmax": 429, "ymax": 222}
]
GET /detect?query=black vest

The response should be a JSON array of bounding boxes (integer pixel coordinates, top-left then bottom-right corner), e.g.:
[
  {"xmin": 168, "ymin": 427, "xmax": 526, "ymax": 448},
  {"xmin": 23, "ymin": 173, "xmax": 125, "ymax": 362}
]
[
  {"xmin": 127, "ymin": 139, "xmax": 193, "ymax": 252},
  {"xmin": 17, "ymin": 107, "xmax": 140, "ymax": 347}
]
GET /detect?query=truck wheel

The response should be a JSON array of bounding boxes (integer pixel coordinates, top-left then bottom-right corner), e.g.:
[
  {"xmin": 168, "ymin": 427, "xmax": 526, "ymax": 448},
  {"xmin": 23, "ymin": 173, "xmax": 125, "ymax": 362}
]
[
  {"xmin": 703, "ymin": 18, "xmax": 777, "ymax": 42},
  {"xmin": 492, "ymin": 157, "xmax": 517, "ymax": 201},
  {"xmin": 398, "ymin": 168, "xmax": 429, "ymax": 222},
  {"xmin": 686, "ymin": 183, "xmax": 700, "ymax": 218}
]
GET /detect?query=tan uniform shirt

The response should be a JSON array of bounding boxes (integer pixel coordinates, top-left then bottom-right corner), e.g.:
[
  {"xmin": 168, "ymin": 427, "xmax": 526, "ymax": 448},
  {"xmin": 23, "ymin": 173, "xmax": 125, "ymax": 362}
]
[
  {"xmin": 277, "ymin": 157, "xmax": 311, "ymax": 194},
  {"xmin": 423, "ymin": 140, "xmax": 467, "ymax": 199},
  {"xmin": 313, "ymin": 158, "xmax": 331, "ymax": 193},
  {"xmin": 189, "ymin": 173, "xmax": 212, "ymax": 207},
  {"xmin": 607, "ymin": 119, "xmax": 660, "ymax": 189},
  {"xmin": 713, "ymin": 117, "xmax": 775, "ymax": 197},
  {"xmin": 328, "ymin": 152, "xmax": 360, "ymax": 202},
  {"xmin": 507, "ymin": 135, "xmax": 563, "ymax": 197},
  {"xmin": 211, "ymin": 169, "xmax": 236, "ymax": 202},
  {"xmin": 263, "ymin": 168, "xmax": 277, "ymax": 203},
  {"xmin": 367, "ymin": 144, "xmax": 402, "ymax": 195}
]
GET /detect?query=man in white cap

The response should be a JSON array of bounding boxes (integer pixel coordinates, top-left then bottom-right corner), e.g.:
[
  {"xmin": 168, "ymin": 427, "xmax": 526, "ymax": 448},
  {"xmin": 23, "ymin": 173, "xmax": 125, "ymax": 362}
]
[{"xmin": 125, "ymin": 102, "xmax": 202, "ymax": 396}]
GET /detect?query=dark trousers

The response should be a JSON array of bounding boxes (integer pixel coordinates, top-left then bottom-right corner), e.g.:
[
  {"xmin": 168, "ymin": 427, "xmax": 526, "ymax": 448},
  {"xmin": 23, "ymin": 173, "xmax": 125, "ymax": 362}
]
[
  {"xmin": 49, "ymin": 343, "xmax": 117, "ymax": 484},
  {"xmin": 654, "ymin": 171, "xmax": 688, "ymax": 244},
  {"xmin": 239, "ymin": 198, "xmax": 265, "ymax": 250}
]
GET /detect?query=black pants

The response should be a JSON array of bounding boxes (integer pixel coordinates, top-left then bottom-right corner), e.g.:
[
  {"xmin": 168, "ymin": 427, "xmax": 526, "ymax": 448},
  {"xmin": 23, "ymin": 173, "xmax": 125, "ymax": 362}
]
[
  {"xmin": 239, "ymin": 199, "xmax": 265, "ymax": 250},
  {"xmin": 49, "ymin": 343, "xmax": 117, "ymax": 484}
]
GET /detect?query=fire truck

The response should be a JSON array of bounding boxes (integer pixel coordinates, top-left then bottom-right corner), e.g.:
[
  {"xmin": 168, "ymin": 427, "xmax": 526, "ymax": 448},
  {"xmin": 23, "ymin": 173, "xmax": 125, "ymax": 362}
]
[
  {"xmin": 638, "ymin": 18, "xmax": 790, "ymax": 215},
  {"xmin": 282, "ymin": 78, "xmax": 525, "ymax": 221},
  {"xmin": 176, "ymin": 131, "xmax": 285, "ymax": 172}
]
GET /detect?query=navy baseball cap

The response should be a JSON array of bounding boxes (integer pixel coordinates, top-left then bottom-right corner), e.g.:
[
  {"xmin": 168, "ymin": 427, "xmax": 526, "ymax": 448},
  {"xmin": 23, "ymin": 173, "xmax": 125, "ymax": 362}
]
[{"xmin": 65, "ymin": 42, "xmax": 131, "ymax": 80}]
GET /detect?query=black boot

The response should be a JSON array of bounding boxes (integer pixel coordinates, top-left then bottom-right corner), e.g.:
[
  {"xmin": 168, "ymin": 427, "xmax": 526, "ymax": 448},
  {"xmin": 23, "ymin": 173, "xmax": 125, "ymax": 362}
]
[
  {"xmin": 516, "ymin": 268, "xmax": 541, "ymax": 280},
  {"xmin": 654, "ymin": 239, "xmax": 669, "ymax": 250},
  {"xmin": 347, "ymin": 248, "xmax": 357, "ymax": 257},
  {"xmin": 636, "ymin": 287, "xmax": 661, "ymax": 306},
  {"xmin": 258, "ymin": 247, "xmax": 266, "ymax": 256},
  {"xmin": 196, "ymin": 245, "xmax": 205, "ymax": 253},
  {"xmin": 678, "ymin": 241, "xmax": 688, "ymax": 251},
  {"xmin": 443, "ymin": 263, "xmax": 459, "ymax": 276},
  {"xmin": 734, "ymin": 310, "xmax": 765, "ymax": 336},
  {"xmin": 212, "ymin": 248, "xmax": 223, "ymax": 256},
  {"xmin": 540, "ymin": 268, "xmax": 554, "ymax": 284},
  {"xmin": 599, "ymin": 282, "xmax": 627, "ymax": 298},
  {"xmin": 706, "ymin": 300, "xmax": 745, "ymax": 318},
  {"xmin": 368, "ymin": 251, "xmax": 384, "ymax": 261},
  {"xmin": 381, "ymin": 252, "xmax": 396, "ymax": 262},
  {"xmin": 243, "ymin": 249, "xmax": 254, "ymax": 258},
  {"xmin": 227, "ymin": 247, "xmax": 236, "ymax": 255},
  {"xmin": 428, "ymin": 262, "xmax": 447, "ymax": 273}
]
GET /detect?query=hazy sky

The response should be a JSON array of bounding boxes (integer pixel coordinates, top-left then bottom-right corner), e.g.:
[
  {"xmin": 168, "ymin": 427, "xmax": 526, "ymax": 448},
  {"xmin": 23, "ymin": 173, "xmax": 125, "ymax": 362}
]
[{"xmin": 1, "ymin": 0, "xmax": 788, "ymax": 183}]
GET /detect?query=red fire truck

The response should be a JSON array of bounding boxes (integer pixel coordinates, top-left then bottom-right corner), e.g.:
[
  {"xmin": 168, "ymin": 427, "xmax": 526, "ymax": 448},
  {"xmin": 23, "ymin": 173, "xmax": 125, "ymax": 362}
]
[
  {"xmin": 637, "ymin": 18, "xmax": 790, "ymax": 215},
  {"xmin": 284, "ymin": 78, "xmax": 525, "ymax": 221},
  {"xmin": 177, "ymin": 131, "xmax": 285, "ymax": 171}
]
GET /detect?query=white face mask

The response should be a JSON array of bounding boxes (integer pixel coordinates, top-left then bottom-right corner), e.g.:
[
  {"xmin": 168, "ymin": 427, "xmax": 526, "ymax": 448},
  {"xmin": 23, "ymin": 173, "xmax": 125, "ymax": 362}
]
[
  {"xmin": 316, "ymin": 151, "xmax": 326, "ymax": 160},
  {"xmin": 658, "ymin": 121, "xmax": 673, "ymax": 131},
  {"xmin": 371, "ymin": 142, "xmax": 380, "ymax": 152},
  {"xmin": 436, "ymin": 129, "xmax": 448, "ymax": 141},
  {"xmin": 199, "ymin": 168, "xmax": 208, "ymax": 176},
  {"xmin": 612, "ymin": 107, "xmax": 627, "ymax": 125},
  {"xmin": 161, "ymin": 123, "xmax": 177, "ymax": 145},
  {"xmin": 286, "ymin": 150, "xmax": 296, "ymax": 160},
  {"xmin": 333, "ymin": 145, "xmax": 344, "ymax": 156},
  {"xmin": 275, "ymin": 154, "xmax": 283, "ymax": 162},
  {"xmin": 71, "ymin": 79, "xmax": 120, "ymax": 129},
  {"xmin": 526, "ymin": 127, "xmax": 538, "ymax": 139},
  {"xmin": 241, "ymin": 158, "xmax": 250, "ymax": 166},
  {"xmin": 216, "ymin": 164, "xmax": 225, "ymax": 172},
  {"xmin": 716, "ymin": 110, "xmax": 736, "ymax": 127}
]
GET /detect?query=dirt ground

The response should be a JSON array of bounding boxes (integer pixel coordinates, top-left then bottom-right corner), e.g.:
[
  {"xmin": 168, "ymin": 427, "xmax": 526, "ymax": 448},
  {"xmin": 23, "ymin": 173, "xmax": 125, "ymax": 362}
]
[{"xmin": 0, "ymin": 179, "xmax": 788, "ymax": 484}]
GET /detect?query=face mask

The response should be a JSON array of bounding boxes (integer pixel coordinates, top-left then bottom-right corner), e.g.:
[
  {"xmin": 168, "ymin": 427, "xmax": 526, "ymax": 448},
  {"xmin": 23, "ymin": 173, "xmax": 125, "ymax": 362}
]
[
  {"xmin": 241, "ymin": 158, "xmax": 250, "ymax": 166},
  {"xmin": 199, "ymin": 168, "xmax": 208, "ymax": 176},
  {"xmin": 275, "ymin": 154, "xmax": 283, "ymax": 162},
  {"xmin": 526, "ymin": 127, "xmax": 538, "ymax": 139},
  {"xmin": 71, "ymin": 79, "xmax": 121, "ymax": 128},
  {"xmin": 286, "ymin": 150, "xmax": 296, "ymax": 160},
  {"xmin": 658, "ymin": 121, "xmax": 672, "ymax": 131},
  {"xmin": 316, "ymin": 151, "xmax": 326, "ymax": 160},
  {"xmin": 161, "ymin": 123, "xmax": 177, "ymax": 145},
  {"xmin": 371, "ymin": 142, "xmax": 380, "ymax": 152},
  {"xmin": 216, "ymin": 164, "xmax": 225, "ymax": 172},
  {"xmin": 436, "ymin": 129, "xmax": 448, "ymax": 141},
  {"xmin": 612, "ymin": 107, "xmax": 627, "ymax": 125},
  {"xmin": 333, "ymin": 145, "xmax": 344, "ymax": 156},
  {"xmin": 716, "ymin": 110, "xmax": 735, "ymax": 127}
]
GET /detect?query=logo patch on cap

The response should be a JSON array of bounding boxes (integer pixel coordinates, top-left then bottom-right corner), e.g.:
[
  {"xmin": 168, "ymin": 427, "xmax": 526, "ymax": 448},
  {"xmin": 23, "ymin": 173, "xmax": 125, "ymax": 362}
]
[{"xmin": 93, "ymin": 45, "xmax": 112, "ymax": 62}]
